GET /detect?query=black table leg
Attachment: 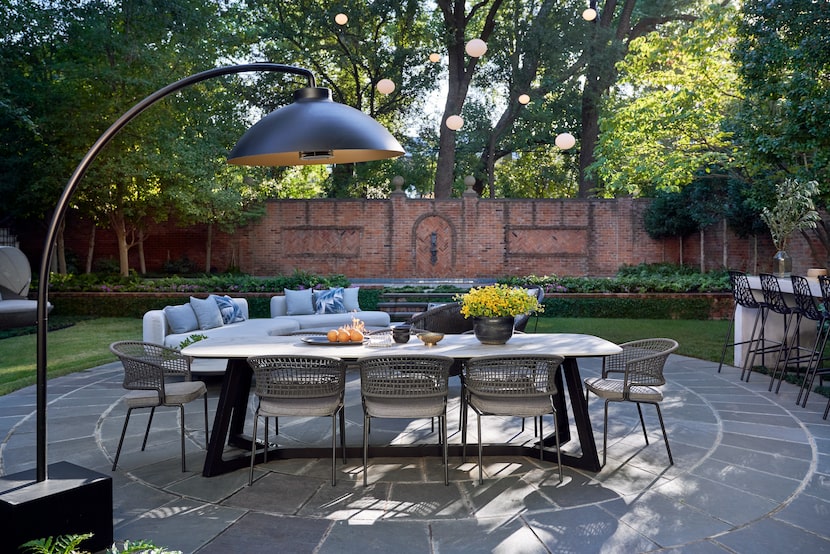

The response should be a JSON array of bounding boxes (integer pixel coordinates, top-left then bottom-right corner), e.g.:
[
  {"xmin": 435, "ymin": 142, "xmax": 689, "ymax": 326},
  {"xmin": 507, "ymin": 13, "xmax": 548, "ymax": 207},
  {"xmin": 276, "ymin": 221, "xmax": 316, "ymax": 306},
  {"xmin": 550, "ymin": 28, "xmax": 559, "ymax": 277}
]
[
  {"xmin": 538, "ymin": 357, "xmax": 601, "ymax": 472},
  {"xmin": 202, "ymin": 359, "xmax": 254, "ymax": 477}
]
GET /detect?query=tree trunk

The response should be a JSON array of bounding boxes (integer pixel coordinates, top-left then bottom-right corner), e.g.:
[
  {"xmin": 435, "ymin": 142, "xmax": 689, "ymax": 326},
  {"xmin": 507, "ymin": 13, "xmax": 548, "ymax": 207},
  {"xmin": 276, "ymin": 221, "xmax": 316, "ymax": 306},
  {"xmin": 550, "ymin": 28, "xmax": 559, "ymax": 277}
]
[
  {"xmin": 205, "ymin": 222, "xmax": 213, "ymax": 274},
  {"xmin": 109, "ymin": 211, "xmax": 131, "ymax": 277},
  {"xmin": 138, "ymin": 228, "xmax": 146, "ymax": 275},
  {"xmin": 434, "ymin": 0, "xmax": 504, "ymax": 199},
  {"xmin": 85, "ymin": 223, "xmax": 95, "ymax": 274},
  {"xmin": 56, "ymin": 219, "xmax": 67, "ymax": 274}
]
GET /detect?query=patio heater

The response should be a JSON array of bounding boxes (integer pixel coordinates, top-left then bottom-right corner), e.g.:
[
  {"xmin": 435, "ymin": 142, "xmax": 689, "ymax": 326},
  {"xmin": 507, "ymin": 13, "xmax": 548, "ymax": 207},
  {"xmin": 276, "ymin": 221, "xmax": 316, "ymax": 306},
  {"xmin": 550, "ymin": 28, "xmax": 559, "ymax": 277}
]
[{"xmin": 0, "ymin": 63, "xmax": 404, "ymax": 551}]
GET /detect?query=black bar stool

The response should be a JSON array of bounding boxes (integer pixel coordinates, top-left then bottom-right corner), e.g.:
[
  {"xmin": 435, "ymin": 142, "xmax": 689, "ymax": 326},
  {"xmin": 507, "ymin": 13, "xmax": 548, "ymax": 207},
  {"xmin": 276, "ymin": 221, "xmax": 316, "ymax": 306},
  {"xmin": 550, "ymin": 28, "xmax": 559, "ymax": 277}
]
[
  {"xmin": 798, "ymin": 274, "xmax": 830, "ymax": 408},
  {"xmin": 770, "ymin": 275, "xmax": 821, "ymax": 393},
  {"xmin": 718, "ymin": 270, "xmax": 763, "ymax": 374},
  {"xmin": 742, "ymin": 273, "xmax": 798, "ymax": 382}
]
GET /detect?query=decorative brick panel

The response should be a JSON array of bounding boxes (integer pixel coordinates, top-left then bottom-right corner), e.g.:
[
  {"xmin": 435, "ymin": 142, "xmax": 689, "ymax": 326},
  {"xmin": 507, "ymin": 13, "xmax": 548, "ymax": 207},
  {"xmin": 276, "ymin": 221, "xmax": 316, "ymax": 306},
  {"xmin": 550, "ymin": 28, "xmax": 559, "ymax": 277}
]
[{"xmin": 38, "ymin": 196, "xmax": 827, "ymax": 279}]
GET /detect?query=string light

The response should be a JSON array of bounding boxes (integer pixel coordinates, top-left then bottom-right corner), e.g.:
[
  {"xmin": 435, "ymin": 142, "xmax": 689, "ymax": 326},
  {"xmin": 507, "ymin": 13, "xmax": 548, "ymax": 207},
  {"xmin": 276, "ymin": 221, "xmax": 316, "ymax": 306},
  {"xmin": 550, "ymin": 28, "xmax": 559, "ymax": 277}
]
[
  {"xmin": 335, "ymin": 13, "xmax": 348, "ymax": 25},
  {"xmin": 446, "ymin": 115, "xmax": 464, "ymax": 130},
  {"xmin": 377, "ymin": 79, "xmax": 395, "ymax": 94},
  {"xmin": 465, "ymin": 38, "xmax": 487, "ymax": 58},
  {"xmin": 518, "ymin": 94, "xmax": 531, "ymax": 105},
  {"xmin": 555, "ymin": 132, "xmax": 576, "ymax": 150}
]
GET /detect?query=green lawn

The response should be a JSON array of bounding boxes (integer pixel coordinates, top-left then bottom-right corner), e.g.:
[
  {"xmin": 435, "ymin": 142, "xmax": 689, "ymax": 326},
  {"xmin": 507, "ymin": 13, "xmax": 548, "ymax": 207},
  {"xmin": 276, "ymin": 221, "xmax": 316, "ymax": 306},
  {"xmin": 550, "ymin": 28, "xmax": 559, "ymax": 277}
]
[
  {"xmin": 0, "ymin": 316, "xmax": 728, "ymax": 396},
  {"xmin": 0, "ymin": 317, "xmax": 142, "ymax": 396}
]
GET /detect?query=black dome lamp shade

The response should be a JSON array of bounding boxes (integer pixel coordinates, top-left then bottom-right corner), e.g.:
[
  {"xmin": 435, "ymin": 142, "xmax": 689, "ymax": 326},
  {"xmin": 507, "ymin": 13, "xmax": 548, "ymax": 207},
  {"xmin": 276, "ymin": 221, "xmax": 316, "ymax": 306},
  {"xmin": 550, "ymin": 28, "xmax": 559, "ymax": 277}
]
[{"xmin": 228, "ymin": 87, "xmax": 404, "ymax": 165}]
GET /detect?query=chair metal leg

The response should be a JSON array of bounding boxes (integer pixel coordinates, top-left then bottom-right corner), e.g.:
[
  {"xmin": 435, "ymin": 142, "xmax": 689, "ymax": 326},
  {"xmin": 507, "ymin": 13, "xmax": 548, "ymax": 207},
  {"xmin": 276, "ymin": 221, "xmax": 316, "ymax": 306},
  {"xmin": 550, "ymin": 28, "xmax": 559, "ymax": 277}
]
[
  {"xmin": 476, "ymin": 411, "xmax": 484, "ymax": 485},
  {"xmin": 461, "ymin": 392, "xmax": 468, "ymax": 463},
  {"xmin": 652, "ymin": 403, "xmax": 674, "ymax": 465},
  {"xmin": 717, "ymin": 310, "xmax": 737, "ymax": 373},
  {"xmin": 602, "ymin": 400, "xmax": 610, "ymax": 468},
  {"xmin": 363, "ymin": 413, "xmax": 370, "ymax": 487},
  {"xmin": 636, "ymin": 403, "xmax": 649, "ymax": 445},
  {"xmin": 203, "ymin": 393, "xmax": 209, "ymax": 447},
  {"xmin": 442, "ymin": 413, "xmax": 448, "ymax": 486},
  {"xmin": 112, "ymin": 407, "xmax": 133, "ymax": 471},
  {"xmin": 339, "ymin": 408, "xmax": 347, "ymax": 463},
  {"xmin": 330, "ymin": 411, "xmax": 337, "ymax": 486},
  {"xmin": 141, "ymin": 406, "xmax": 156, "ymax": 451},
  {"xmin": 249, "ymin": 412, "xmax": 259, "ymax": 485},
  {"xmin": 179, "ymin": 405, "xmax": 186, "ymax": 472}
]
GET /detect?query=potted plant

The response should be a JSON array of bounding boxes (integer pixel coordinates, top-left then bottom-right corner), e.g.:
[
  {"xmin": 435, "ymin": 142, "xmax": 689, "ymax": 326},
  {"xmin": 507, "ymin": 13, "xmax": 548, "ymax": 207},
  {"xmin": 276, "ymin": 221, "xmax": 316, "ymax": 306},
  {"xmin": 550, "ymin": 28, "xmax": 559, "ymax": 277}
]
[
  {"xmin": 455, "ymin": 284, "xmax": 543, "ymax": 344},
  {"xmin": 760, "ymin": 178, "xmax": 821, "ymax": 277}
]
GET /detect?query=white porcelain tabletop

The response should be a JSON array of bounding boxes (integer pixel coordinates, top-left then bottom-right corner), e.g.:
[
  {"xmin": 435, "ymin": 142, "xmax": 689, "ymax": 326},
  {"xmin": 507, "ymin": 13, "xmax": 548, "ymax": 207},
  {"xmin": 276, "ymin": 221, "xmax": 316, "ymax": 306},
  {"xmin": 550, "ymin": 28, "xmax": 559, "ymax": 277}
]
[{"xmin": 181, "ymin": 332, "xmax": 622, "ymax": 360}]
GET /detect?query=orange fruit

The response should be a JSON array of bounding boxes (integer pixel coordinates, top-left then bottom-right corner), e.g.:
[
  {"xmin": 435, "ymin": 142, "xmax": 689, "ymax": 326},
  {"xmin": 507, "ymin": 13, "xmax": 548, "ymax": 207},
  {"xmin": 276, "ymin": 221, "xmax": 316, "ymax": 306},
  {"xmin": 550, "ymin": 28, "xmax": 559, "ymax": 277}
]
[
  {"xmin": 349, "ymin": 329, "xmax": 364, "ymax": 342},
  {"xmin": 337, "ymin": 329, "xmax": 350, "ymax": 342},
  {"xmin": 326, "ymin": 329, "xmax": 338, "ymax": 342}
]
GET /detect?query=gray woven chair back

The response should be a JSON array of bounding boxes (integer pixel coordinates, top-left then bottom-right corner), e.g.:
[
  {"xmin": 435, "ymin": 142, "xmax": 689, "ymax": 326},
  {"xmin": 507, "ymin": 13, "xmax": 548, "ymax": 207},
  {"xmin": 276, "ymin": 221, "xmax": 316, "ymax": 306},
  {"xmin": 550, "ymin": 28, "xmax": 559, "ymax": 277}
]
[
  {"xmin": 760, "ymin": 273, "xmax": 791, "ymax": 314},
  {"xmin": 604, "ymin": 338, "xmax": 678, "ymax": 388},
  {"xmin": 247, "ymin": 355, "xmax": 346, "ymax": 399},
  {"xmin": 464, "ymin": 354, "xmax": 563, "ymax": 397},
  {"xmin": 729, "ymin": 271, "xmax": 760, "ymax": 309},
  {"xmin": 791, "ymin": 275, "xmax": 822, "ymax": 320},
  {"xmin": 359, "ymin": 355, "xmax": 453, "ymax": 399},
  {"xmin": 110, "ymin": 341, "xmax": 192, "ymax": 397},
  {"xmin": 407, "ymin": 302, "xmax": 475, "ymax": 334}
]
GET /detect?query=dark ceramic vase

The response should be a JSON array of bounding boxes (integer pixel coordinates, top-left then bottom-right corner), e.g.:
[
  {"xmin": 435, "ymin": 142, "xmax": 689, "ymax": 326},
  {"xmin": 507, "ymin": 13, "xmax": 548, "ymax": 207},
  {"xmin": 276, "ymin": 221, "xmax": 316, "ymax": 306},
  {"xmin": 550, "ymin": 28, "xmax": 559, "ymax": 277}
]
[{"xmin": 472, "ymin": 316, "xmax": 514, "ymax": 345}]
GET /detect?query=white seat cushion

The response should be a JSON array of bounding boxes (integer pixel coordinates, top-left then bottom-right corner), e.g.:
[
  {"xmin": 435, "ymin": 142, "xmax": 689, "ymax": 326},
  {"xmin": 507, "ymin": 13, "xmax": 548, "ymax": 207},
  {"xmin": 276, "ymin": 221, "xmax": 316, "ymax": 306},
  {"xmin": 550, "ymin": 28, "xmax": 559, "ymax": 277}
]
[
  {"xmin": 468, "ymin": 393, "xmax": 553, "ymax": 417},
  {"xmin": 584, "ymin": 377, "xmax": 663, "ymax": 402},
  {"xmin": 124, "ymin": 381, "xmax": 206, "ymax": 408},
  {"xmin": 364, "ymin": 396, "xmax": 445, "ymax": 418},
  {"xmin": 258, "ymin": 395, "xmax": 342, "ymax": 417}
]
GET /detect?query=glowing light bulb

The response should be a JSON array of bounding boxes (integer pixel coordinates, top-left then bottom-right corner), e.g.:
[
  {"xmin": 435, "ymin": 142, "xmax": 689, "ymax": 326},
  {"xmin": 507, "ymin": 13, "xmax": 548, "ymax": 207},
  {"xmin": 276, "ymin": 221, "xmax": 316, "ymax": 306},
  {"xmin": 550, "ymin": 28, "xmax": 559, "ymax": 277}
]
[
  {"xmin": 465, "ymin": 38, "xmax": 487, "ymax": 58},
  {"xmin": 335, "ymin": 13, "xmax": 348, "ymax": 25},
  {"xmin": 428, "ymin": 52, "xmax": 441, "ymax": 63},
  {"xmin": 445, "ymin": 115, "xmax": 464, "ymax": 130},
  {"xmin": 377, "ymin": 79, "xmax": 395, "ymax": 95},
  {"xmin": 518, "ymin": 94, "xmax": 531, "ymax": 105},
  {"xmin": 555, "ymin": 132, "xmax": 576, "ymax": 150},
  {"xmin": 582, "ymin": 8, "xmax": 597, "ymax": 21}
]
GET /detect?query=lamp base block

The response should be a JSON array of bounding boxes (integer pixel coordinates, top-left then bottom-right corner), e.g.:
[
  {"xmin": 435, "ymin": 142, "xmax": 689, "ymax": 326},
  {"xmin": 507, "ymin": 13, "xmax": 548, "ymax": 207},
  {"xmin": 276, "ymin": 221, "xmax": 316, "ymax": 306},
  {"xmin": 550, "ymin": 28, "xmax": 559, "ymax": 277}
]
[{"xmin": 0, "ymin": 461, "xmax": 113, "ymax": 552}]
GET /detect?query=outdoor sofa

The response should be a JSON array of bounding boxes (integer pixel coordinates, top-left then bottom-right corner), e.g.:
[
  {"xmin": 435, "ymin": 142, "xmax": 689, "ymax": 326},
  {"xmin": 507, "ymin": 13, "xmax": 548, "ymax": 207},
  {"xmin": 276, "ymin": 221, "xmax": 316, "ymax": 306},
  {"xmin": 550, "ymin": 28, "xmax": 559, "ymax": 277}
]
[{"xmin": 143, "ymin": 287, "xmax": 391, "ymax": 350}]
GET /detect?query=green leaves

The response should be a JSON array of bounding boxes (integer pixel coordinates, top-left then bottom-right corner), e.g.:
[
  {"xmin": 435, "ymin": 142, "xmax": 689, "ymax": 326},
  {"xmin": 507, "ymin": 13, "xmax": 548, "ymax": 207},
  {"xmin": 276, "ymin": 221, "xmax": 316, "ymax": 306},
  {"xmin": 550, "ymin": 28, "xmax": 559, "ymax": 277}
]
[{"xmin": 760, "ymin": 178, "xmax": 821, "ymax": 250}]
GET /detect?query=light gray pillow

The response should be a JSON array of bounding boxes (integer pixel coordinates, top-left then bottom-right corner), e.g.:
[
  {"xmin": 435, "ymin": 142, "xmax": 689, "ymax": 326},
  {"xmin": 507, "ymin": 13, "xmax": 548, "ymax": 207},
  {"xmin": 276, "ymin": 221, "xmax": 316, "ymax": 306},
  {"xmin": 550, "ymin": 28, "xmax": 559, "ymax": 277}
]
[
  {"xmin": 284, "ymin": 288, "xmax": 314, "ymax": 315},
  {"xmin": 343, "ymin": 286, "xmax": 360, "ymax": 311},
  {"xmin": 190, "ymin": 296, "xmax": 223, "ymax": 330},
  {"xmin": 163, "ymin": 304, "xmax": 199, "ymax": 334}
]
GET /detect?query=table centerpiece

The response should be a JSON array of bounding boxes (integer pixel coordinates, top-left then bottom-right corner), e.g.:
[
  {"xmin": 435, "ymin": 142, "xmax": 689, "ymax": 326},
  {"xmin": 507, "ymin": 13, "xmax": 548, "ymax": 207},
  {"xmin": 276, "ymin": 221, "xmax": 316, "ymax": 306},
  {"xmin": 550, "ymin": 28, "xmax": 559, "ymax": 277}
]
[{"xmin": 455, "ymin": 284, "xmax": 543, "ymax": 344}]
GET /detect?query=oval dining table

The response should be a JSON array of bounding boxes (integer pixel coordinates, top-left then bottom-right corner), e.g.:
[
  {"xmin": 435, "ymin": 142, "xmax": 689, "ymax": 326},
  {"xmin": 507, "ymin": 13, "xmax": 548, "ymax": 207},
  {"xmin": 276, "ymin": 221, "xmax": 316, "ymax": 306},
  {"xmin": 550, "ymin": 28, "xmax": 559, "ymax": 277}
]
[{"xmin": 182, "ymin": 332, "xmax": 622, "ymax": 477}]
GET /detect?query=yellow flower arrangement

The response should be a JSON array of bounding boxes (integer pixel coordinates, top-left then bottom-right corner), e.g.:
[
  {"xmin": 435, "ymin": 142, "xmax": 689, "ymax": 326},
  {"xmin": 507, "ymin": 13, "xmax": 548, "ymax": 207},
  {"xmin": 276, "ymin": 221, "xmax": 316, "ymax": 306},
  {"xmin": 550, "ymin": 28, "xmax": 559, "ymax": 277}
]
[{"xmin": 455, "ymin": 284, "xmax": 543, "ymax": 318}]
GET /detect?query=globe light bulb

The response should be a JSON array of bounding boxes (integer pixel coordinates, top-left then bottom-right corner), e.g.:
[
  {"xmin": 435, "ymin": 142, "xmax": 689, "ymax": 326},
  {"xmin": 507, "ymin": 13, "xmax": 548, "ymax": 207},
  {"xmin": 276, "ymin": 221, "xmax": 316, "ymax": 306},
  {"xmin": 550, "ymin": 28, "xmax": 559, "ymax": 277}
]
[
  {"xmin": 465, "ymin": 38, "xmax": 487, "ymax": 58},
  {"xmin": 335, "ymin": 13, "xmax": 348, "ymax": 25},
  {"xmin": 446, "ymin": 115, "xmax": 464, "ymax": 130},
  {"xmin": 555, "ymin": 132, "xmax": 576, "ymax": 150},
  {"xmin": 518, "ymin": 94, "xmax": 531, "ymax": 105},
  {"xmin": 582, "ymin": 8, "xmax": 597, "ymax": 21},
  {"xmin": 377, "ymin": 78, "xmax": 395, "ymax": 95},
  {"xmin": 429, "ymin": 52, "xmax": 441, "ymax": 63}
]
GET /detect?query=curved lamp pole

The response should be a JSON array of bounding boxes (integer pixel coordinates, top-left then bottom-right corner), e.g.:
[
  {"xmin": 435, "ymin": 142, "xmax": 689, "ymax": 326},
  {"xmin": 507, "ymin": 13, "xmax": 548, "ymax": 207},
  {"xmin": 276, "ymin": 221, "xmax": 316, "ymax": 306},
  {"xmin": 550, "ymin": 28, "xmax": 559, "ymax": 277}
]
[{"xmin": 34, "ymin": 63, "xmax": 404, "ymax": 482}]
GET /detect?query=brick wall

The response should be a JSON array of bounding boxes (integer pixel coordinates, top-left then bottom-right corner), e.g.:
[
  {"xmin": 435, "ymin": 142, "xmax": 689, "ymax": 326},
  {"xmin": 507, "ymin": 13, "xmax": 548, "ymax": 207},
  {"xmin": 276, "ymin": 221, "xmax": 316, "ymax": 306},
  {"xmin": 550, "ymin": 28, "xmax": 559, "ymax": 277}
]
[{"xmin": 49, "ymin": 196, "xmax": 824, "ymax": 278}]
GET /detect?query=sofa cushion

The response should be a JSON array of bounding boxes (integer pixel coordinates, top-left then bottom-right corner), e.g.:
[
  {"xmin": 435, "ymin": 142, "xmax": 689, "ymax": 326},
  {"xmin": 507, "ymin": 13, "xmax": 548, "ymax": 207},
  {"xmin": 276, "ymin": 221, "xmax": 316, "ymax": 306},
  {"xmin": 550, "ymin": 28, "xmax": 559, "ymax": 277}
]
[
  {"xmin": 288, "ymin": 311, "xmax": 391, "ymax": 329},
  {"xmin": 284, "ymin": 288, "xmax": 314, "ymax": 315},
  {"xmin": 163, "ymin": 304, "xmax": 199, "ymax": 334},
  {"xmin": 343, "ymin": 287, "xmax": 360, "ymax": 311},
  {"xmin": 211, "ymin": 294, "xmax": 245, "ymax": 324},
  {"xmin": 315, "ymin": 287, "xmax": 345, "ymax": 314},
  {"xmin": 190, "ymin": 296, "xmax": 223, "ymax": 330},
  {"xmin": 163, "ymin": 318, "xmax": 300, "ymax": 349}
]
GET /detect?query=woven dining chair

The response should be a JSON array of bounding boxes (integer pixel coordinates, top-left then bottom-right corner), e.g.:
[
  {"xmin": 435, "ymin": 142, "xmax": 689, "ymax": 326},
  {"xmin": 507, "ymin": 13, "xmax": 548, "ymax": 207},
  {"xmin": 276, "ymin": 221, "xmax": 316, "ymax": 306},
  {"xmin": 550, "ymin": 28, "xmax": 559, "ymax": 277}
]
[
  {"xmin": 462, "ymin": 354, "xmax": 564, "ymax": 484},
  {"xmin": 359, "ymin": 354, "xmax": 454, "ymax": 486},
  {"xmin": 246, "ymin": 355, "xmax": 346, "ymax": 486},
  {"xmin": 742, "ymin": 273, "xmax": 799, "ymax": 382},
  {"xmin": 109, "ymin": 341, "xmax": 209, "ymax": 472},
  {"xmin": 584, "ymin": 338, "xmax": 678, "ymax": 467}
]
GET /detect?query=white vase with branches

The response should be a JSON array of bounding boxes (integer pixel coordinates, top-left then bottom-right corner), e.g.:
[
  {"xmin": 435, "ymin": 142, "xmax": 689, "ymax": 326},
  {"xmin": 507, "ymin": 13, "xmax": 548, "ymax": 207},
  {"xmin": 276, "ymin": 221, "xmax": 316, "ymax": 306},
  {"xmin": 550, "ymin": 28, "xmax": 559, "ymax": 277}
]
[{"xmin": 760, "ymin": 178, "xmax": 821, "ymax": 276}]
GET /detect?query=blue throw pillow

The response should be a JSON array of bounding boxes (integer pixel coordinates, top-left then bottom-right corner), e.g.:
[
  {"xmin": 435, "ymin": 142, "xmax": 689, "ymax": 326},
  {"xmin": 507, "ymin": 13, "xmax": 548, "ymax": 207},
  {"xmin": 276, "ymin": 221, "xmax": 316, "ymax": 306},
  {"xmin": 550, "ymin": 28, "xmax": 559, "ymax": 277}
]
[
  {"xmin": 163, "ymin": 304, "xmax": 199, "ymax": 334},
  {"xmin": 190, "ymin": 296, "xmax": 223, "ymax": 330},
  {"xmin": 211, "ymin": 294, "xmax": 245, "ymax": 324},
  {"xmin": 315, "ymin": 287, "xmax": 346, "ymax": 314},
  {"xmin": 342, "ymin": 286, "xmax": 360, "ymax": 312},
  {"xmin": 284, "ymin": 288, "xmax": 314, "ymax": 315}
]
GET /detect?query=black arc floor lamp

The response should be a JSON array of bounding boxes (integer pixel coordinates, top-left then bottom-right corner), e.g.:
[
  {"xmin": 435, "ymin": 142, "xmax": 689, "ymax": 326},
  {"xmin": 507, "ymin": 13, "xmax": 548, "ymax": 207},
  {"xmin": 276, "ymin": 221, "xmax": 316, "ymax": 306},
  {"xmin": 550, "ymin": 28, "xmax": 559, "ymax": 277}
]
[{"xmin": 2, "ymin": 62, "xmax": 404, "ymax": 551}]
